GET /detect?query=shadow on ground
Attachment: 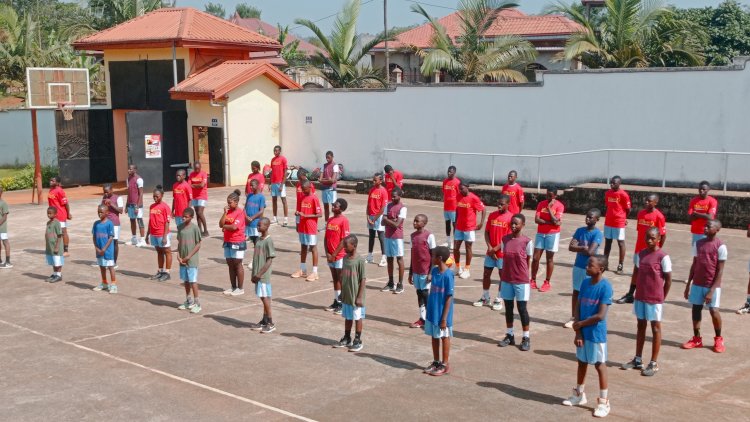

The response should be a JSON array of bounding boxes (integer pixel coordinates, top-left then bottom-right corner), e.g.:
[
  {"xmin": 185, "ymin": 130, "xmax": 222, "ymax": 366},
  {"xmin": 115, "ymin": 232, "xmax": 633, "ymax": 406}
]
[
  {"xmin": 476, "ymin": 381, "xmax": 563, "ymax": 405},
  {"xmin": 354, "ymin": 352, "xmax": 423, "ymax": 370}
]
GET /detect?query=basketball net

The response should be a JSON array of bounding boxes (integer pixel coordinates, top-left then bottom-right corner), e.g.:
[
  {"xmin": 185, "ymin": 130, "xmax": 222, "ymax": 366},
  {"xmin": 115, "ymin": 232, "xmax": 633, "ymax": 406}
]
[{"xmin": 57, "ymin": 102, "xmax": 75, "ymax": 121}]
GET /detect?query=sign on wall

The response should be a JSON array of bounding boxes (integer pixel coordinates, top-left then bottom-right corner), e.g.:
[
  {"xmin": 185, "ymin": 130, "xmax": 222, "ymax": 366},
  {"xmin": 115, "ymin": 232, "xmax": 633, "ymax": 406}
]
[
  {"xmin": 145, "ymin": 134, "xmax": 162, "ymax": 159},
  {"xmin": 211, "ymin": 118, "xmax": 219, "ymax": 127}
]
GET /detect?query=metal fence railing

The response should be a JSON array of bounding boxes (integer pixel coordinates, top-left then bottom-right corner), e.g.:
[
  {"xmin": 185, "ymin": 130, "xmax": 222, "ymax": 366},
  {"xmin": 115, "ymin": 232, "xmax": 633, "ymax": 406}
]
[{"xmin": 383, "ymin": 148, "xmax": 750, "ymax": 192}]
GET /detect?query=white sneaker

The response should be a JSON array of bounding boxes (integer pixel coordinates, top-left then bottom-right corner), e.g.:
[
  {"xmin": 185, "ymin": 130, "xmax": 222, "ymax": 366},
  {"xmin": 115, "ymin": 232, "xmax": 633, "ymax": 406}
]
[
  {"xmin": 456, "ymin": 266, "xmax": 464, "ymax": 276},
  {"xmin": 563, "ymin": 317, "xmax": 575, "ymax": 329},
  {"xmin": 247, "ymin": 262, "xmax": 253, "ymax": 270},
  {"xmin": 491, "ymin": 299, "xmax": 503, "ymax": 311},
  {"xmin": 473, "ymin": 297, "xmax": 490, "ymax": 307},
  {"xmin": 230, "ymin": 288, "xmax": 245, "ymax": 296},
  {"xmin": 562, "ymin": 389, "xmax": 587, "ymax": 406},
  {"xmin": 272, "ymin": 217, "xmax": 279, "ymax": 225},
  {"xmin": 378, "ymin": 256, "xmax": 387, "ymax": 267},
  {"xmin": 459, "ymin": 269, "xmax": 471, "ymax": 279},
  {"xmin": 131, "ymin": 236, "xmax": 137, "ymax": 246},
  {"xmin": 593, "ymin": 398, "xmax": 610, "ymax": 417},
  {"xmin": 223, "ymin": 288, "xmax": 234, "ymax": 295},
  {"xmin": 366, "ymin": 254, "xmax": 374, "ymax": 264},
  {"xmin": 136, "ymin": 239, "xmax": 147, "ymax": 248}
]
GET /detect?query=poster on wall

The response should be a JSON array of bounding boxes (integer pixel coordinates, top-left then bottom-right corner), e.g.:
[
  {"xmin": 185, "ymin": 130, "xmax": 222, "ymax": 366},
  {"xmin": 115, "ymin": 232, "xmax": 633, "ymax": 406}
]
[{"xmin": 145, "ymin": 134, "xmax": 162, "ymax": 159}]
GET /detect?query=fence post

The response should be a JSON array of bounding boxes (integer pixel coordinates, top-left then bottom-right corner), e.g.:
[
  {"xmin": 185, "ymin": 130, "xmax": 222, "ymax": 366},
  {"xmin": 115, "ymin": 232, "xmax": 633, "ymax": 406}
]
[
  {"xmin": 661, "ymin": 152, "xmax": 667, "ymax": 189},
  {"xmin": 491, "ymin": 156, "xmax": 496, "ymax": 187},
  {"xmin": 537, "ymin": 157, "xmax": 542, "ymax": 191},
  {"xmin": 723, "ymin": 154, "xmax": 729, "ymax": 193},
  {"xmin": 605, "ymin": 150, "xmax": 611, "ymax": 183}
]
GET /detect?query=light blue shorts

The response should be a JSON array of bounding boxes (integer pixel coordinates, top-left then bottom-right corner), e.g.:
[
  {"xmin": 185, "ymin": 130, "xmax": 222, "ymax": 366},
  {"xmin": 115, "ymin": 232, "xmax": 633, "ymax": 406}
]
[
  {"xmin": 270, "ymin": 183, "xmax": 286, "ymax": 197},
  {"xmin": 328, "ymin": 258, "xmax": 343, "ymax": 269},
  {"xmin": 444, "ymin": 211, "xmax": 456, "ymax": 223},
  {"xmin": 424, "ymin": 320, "xmax": 453, "ymax": 338},
  {"xmin": 97, "ymin": 257, "xmax": 115, "ymax": 267},
  {"xmin": 633, "ymin": 300, "xmax": 663, "ymax": 321},
  {"xmin": 576, "ymin": 341, "xmax": 607, "ymax": 365},
  {"xmin": 691, "ymin": 233, "xmax": 706, "ymax": 246},
  {"xmin": 367, "ymin": 215, "xmax": 384, "ymax": 231},
  {"xmin": 46, "ymin": 254, "xmax": 64, "ymax": 266},
  {"xmin": 255, "ymin": 282, "xmax": 272, "ymax": 298},
  {"xmin": 321, "ymin": 189, "xmax": 337, "ymax": 204},
  {"xmin": 191, "ymin": 199, "xmax": 207, "ymax": 207},
  {"xmin": 384, "ymin": 238, "xmax": 404, "ymax": 257},
  {"xmin": 223, "ymin": 247, "xmax": 245, "ymax": 259},
  {"xmin": 534, "ymin": 232, "xmax": 560, "ymax": 252},
  {"xmin": 412, "ymin": 273, "xmax": 429, "ymax": 290},
  {"xmin": 604, "ymin": 225, "xmax": 626, "ymax": 241},
  {"xmin": 174, "ymin": 217, "xmax": 184, "ymax": 227},
  {"xmin": 298, "ymin": 233, "xmax": 317, "ymax": 246},
  {"xmin": 688, "ymin": 285, "xmax": 721, "ymax": 308},
  {"xmin": 484, "ymin": 255, "xmax": 503, "ymax": 269},
  {"xmin": 127, "ymin": 205, "xmax": 143, "ymax": 219},
  {"xmin": 572, "ymin": 266, "xmax": 587, "ymax": 291},
  {"xmin": 342, "ymin": 303, "xmax": 365, "ymax": 321},
  {"xmin": 245, "ymin": 226, "xmax": 259, "ymax": 238},
  {"xmin": 454, "ymin": 230, "xmax": 475, "ymax": 242},
  {"xmin": 500, "ymin": 281, "xmax": 530, "ymax": 301},
  {"xmin": 150, "ymin": 234, "xmax": 171, "ymax": 248},
  {"xmin": 180, "ymin": 266, "xmax": 198, "ymax": 283}
]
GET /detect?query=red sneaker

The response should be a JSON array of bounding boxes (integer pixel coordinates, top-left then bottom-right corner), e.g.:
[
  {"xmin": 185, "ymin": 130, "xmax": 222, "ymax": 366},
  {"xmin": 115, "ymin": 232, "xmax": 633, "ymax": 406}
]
[
  {"xmin": 539, "ymin": 280, "xmax": 551, "ymax": 292},
  {"xmin": 681, "ymin": 336, "xmax": 703, "ymax": 349},
  {"xmin": 713, "ymin": 336, "xmax": 725, "ymax": 353},
  {"xmin": 530, "ymin": 279, "xmax": 538, "ymax": 290},
  {"xmin": 410, "ymin": 319, "xmax": 425, "ymax": 329}
]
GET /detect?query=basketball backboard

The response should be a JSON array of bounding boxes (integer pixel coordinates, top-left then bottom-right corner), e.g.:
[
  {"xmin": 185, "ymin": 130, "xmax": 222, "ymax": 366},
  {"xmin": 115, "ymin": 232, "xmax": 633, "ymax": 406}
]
[{"xmin": 26, "ymin": 67, "xmax": 90, "ymax": 109}]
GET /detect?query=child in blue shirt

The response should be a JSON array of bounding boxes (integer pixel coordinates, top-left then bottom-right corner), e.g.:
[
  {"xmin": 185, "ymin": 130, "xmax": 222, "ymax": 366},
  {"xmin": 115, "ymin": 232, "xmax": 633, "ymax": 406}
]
[
  {"xmin": 566, "ymin": 209, "xmax": 603, "ymax": 328},
  {"xmin": 244, "ymin": 179, "xmax": 266, "ymax": 269},
  {"xmin": 563, "ymin": 255, "xmax": 612, "ymax": 417},
  {"xmin": 92, "ymin": 205, "xmax": 117, "ymax": 293},
  {"xmin": 423, "ymin": 246, "xmax": 454, "ymax": 377}
]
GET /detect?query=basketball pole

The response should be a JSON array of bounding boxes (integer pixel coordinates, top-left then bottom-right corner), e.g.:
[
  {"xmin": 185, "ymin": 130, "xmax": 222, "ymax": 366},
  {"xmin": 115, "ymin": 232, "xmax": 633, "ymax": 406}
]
[{"xmin": 30, "ymin": 109, "xmax": 43, "ymax": 205}]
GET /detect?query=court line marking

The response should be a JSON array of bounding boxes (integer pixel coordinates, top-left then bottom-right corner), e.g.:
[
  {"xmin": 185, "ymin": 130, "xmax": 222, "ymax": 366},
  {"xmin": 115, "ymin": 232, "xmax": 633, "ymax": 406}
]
[{"xmin": 0, "ymin": 318, "xmax": 318, "ymax": 422}]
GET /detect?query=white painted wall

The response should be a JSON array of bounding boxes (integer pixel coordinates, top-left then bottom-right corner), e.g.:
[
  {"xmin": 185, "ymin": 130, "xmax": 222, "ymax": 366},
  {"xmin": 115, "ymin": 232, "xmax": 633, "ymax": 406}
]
[
  {"xmin": 0, "ymin": 110, "xmax": 57, "ymax": 167},
  {"xmin": 280, "ymin": 59, "xmax": 750, "ymax": 188}
]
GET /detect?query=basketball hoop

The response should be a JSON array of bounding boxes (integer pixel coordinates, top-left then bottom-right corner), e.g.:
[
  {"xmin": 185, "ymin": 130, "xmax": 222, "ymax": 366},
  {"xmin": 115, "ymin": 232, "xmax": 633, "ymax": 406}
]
[{"xmin": 58, "ymin": 102, "xmax": 75, "ymax": 121}]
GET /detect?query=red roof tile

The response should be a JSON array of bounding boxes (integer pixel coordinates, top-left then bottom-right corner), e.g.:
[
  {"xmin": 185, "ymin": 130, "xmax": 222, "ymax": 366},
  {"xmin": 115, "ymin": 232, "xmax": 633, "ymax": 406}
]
[
  {"xmin": 73, "ymin": 8, "xmax": 281, "ymax": 51},
  {"xmin": 169, "ymin": 61, "xmax": 301, "ymax": 100},
  {"xmin": 374, "ymin": 8, "xmax": 582, "ymax": 50},
  {"xmin": 229, "ymin": 15, "xmax": 325, "ymax": 57}
]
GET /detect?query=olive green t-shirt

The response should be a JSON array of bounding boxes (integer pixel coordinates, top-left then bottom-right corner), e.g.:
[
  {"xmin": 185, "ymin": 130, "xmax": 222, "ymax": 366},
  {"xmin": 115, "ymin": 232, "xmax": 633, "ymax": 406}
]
[
  {"xmin": 177, "ymin": 222, "xmax": 202, "ymax": 268},
  {"xmin": 252, "ymin": 236, "xmax": 275, "ymax": 284},
  {"xmin": 0, "ymin": 199, "xmax": 8, "ymax": 233},
  {"xmin": 341, "ymin": 256, "xmax": 366, "ymax": 307},
  {"xmin": 45, "ymin": 220, "xmax": 63, "ymax": 255}
]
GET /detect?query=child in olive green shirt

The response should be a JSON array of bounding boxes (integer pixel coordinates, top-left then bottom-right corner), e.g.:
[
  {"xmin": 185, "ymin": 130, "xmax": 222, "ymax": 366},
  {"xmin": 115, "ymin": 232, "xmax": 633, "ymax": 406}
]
[
  {"xmin": 334, "ymin": 234, "xmax": 366, "ymax": 352},
  {"xmin": 251, "ymin": 218, "xmax": 276, "ymax": 333},
  {"xmin": 45, "ymin": 207, "xmax": 64, "ymax": 282},
  {"xmin": 176, "ymin": 208, "xmax": 202, "ymax": 313}
]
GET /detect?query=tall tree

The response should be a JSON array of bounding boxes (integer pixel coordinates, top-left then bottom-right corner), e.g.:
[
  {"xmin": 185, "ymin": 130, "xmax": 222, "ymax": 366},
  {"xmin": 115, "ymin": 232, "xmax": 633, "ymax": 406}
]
[
  {"xmin": 204, "ymin": 2, "xmax": 225, "ymax": 19},
  {"xmin": 277, "ymin": 24, "xmax": 305, "ymax": 68},
  {"xmin": 235, "ymin": 3, "xmax": 261, "ymax": 19},
  {"xmin": 675, "ymin": 1, "xmax": 750, "ymax": 66}
]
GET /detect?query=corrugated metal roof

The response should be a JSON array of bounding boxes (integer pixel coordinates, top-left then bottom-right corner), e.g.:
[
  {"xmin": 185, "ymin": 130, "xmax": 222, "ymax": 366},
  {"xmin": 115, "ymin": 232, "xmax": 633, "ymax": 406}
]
[
  {"xmin": 169, "ymin": 61, "xmax": 301, "ymax": 100},
  {"xmin": 73, "ymin": 8, "xmax": 281, "ymax": 51}
]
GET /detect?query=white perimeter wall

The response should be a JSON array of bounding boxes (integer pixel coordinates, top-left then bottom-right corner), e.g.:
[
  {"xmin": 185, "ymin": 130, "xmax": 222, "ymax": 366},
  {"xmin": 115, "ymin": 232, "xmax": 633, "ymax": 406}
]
[
  {"xmin": 0, "ymin": 110, "xmax": 57, "ymax": 167},
  {"xmin": 280, "ymin": 59, "xmax": 750, "ymax": 188}
]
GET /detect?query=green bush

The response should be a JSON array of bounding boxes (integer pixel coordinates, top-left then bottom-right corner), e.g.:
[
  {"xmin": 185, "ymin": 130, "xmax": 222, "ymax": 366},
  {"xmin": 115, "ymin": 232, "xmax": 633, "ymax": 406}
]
[{"xmin": 0, "ymin": 164, "xmax": 58, "ymax": 191}]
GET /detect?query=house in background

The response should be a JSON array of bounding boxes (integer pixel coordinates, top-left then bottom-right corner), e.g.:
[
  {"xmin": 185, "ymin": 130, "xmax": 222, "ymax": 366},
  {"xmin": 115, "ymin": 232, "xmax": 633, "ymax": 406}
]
[{"xmin": 370, "ymin": 8, "xmax": 582, "ymax": 83}]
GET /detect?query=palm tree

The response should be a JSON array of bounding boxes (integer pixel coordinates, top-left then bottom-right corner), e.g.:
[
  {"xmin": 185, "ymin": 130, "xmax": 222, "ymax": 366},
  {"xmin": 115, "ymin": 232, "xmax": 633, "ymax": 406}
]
[
  {"xmin": 411, "ymin": 0, "xmax": 537, "ymax": 82},
  {"xmin": 294, "ymin": 0, "xmax": 389, "ymax": 88},
  {"xmin": 548, "ymin": 0, "xmax": 705, "ymax": 68}
]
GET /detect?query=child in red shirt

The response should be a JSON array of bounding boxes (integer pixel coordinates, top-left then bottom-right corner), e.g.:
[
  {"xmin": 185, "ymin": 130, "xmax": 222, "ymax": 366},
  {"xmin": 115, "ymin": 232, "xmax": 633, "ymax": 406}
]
[
  {"xmin": 383, "ymin": 164, "xmax": 403, "ymax": 199},
  {"xmin": 688, "ymin": 181, "xmax": 718, "ymax": 246},
  {"xmin": 270, "ymin": 145, "xmax": 289, "ymax": 226},
  {"xmin": 294, "ymin": 169, "xmax": 315, "ymax": 228},
  {"xmin": 474, "ymin": 194, "xmax": 511, "ymax": 311},
  {"xmin": 47, "ymin": 177, "xmax": 71, "ymax": 256},
  {"xmin": 245, "ymin": 160, "xmax": 266, "ymax": 195},
  {"xmin": 442, "ymin": 166, "xmax": 460, "ymax": 246},
  {"xmin": 325, "ymin": 198, "xmax": 350, "ymax": 314},
  {"xmin": 366, "ymin": 173, "xmax": 388, "ymax": 267},
  {"xmin": 188, "ymin": 161, "xmax": 209, "ymax": 236},
  {"xmin": 603, "ymin": 176, "xmax": 631, "ymax": 274},
  {"xmin": 220, "ymin": 189, "xmax": 247, "ymax": 296},
  {"xmin": 172, "ymin": 170, "xmax": 192, "ymax": 227},
  {"xmin": 532, "ymin": 188, "xmax": 564, "ymax": 292},
  {"xmin": 453, "ymin": 183, "xmax": 486, "ymax": 280},
  {"xmin": 501, "ymin": 170, "xmax": 525, "ymax": 215},
  {"xmin": 292, "ymin": 181, "xmax": 323, "ymax": 282},
  {"xmin": 146, "ymin": 186, "xmax": 172, "ymax": 281}
]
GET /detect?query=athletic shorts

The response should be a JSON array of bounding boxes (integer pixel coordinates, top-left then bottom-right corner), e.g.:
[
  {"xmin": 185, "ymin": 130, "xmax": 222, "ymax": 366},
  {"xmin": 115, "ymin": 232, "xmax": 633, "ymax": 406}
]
[
  {"xmin": 245, "ymin": 226, "xmax": 259, "ymax": 238},
  {"xmin": 500, "ymin": 281, "xmax": 530, "ymax": 301},
  {"xmin": 113, "ymin": 226, "xmax": 120, "ymax": 240},
  {"xmin": 224, "ymin": 247, "xmax": 245, "ymax": 260},
  {"xmin": 443, "ymin": 211, "xmax": 456, "ymax": 223},
  {"xmin": 424, "ymin": 320, "xmax": 453, "ymax": 338},
  {"xmin": 179, "ymin": 265, "xmax": 198, "ymax": 283},
  {"xmin": 321, "ymin": 189, "xmax": 337, "ymax": 204},
  {"xmin": 604, "ymin": 225, "xmax": 626, "ymax": 241},
  {"xmin": 688, "ymin": 285, "xmax": 721, "ymax": 308},
  {"xmin": 572, "ymin": 266, "xmax": 587, "ymax": 291},
  {"xmin": 454, "ymin": 230, "xmax": 475, "ymax": 242},
  {"xmin": 633, "ymin": 300, "xmax": 663, "ymax": 322},
  {"xmin": 412, "ymin": 273, "xmax": 430, "ymax": 290},
  {"xmin": 384, "ymin": 238, "xmax": 404, "ymax": 257},
  {"xmin": 484, "ymin": 255, "xmax": 503, "ymax": 269},
  {"xmin": 576, "ymin": 341, "xmax": 607, "ymax": 365},
  {"xmin": 328, "ymin": 258, "xmax": 343, "ymax": 269},
  {"xmin": 367, "ymin": 215, "xmax": 384, "ymax": 232},
  {"xmin": 97, "ymin": 257, "xmax": 115, "ymax": 267},
  {"xmin": 270, "ymin": 183, "xmax": 286, "ymax": 197},
  {"xmin": 191, "ymin": 199, "xmax": 207, "ymax": 207},
  {"xmin": 58, "ymin": 221, "xmax": 67, "ymax": 229},
  {"xmin": 255, "ymin": 282, "xmax": 272, "ymax": 298},
  {"xmin": 174, "ymin": 217, "xmax": 184, "ymax": 227},
  {"xmin": 691, "ymin": 233, "xmax": 706, "ymax": 247},
  {"xmin": 127, "ymin": 205, "xmax": 143, "ymax": 219},
  {"xmin": 298, "ymin": 233, "xmax": 317, "ymax": 246},
  {"xmin": 46, "ymin": 254, "xmax": 64, "ymax": 266},
  {"xmin": 0, "ymin": 233, "xmax": 8, "ymax": 240},
  {"xmin": 534, "ymin": 233, "xmax": 560, "ymax": 252},
  {"xmin": 342, "ymin": 303, "xmax": 365, "ymax": 321},
  {"xmin": 150, "ymin": 234, "xmax": 171, "ymax": 248}
]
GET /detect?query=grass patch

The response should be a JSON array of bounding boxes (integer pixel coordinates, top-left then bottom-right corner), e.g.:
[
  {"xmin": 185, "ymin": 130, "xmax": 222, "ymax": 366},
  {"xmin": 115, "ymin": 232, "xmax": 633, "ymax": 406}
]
[{"xmin": 0, "ymin": 168, "xmax": 23, "ymax": 179}]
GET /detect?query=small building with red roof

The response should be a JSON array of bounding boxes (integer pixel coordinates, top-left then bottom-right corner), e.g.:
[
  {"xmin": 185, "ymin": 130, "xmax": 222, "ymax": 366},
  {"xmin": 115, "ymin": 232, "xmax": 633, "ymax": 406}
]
[{"xmin": 371, "ymin": 8, "xmax": 582, "ymax": 83}]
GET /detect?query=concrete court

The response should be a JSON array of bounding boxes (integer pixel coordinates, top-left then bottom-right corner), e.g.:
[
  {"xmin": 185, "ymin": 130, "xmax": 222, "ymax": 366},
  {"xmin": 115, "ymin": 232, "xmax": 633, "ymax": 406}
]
[{"xmin": 1, "ymin": 186, "xmax": 749, "ymax": 421}]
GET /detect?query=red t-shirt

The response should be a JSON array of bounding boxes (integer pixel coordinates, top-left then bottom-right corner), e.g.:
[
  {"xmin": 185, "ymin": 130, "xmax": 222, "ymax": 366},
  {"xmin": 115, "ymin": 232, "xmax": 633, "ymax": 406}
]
[
  {"xmin": 384, "ymin": 170, "xmax": 403, "ymax": 198},
  {"xmin": 442, "ymin": 177, "xmax": 461, "ymax": 211},
  {"xmin": 604, "ymin": 189, "xmax": 631, "ymax": 228},
  {"xmin": 456, "ymin": 192, "xmax": 485, "ymax": 232},
  {"xmin": 325, "ymin": 214, "xmax": 350, "ymax": 260},
  {"xmin": 47, "ymin": 186, "xmax": 68, "ymax": 222},
  {"xmin": 635, "ymin": 208, "xmax": 666, "ymax": 253},
  {"xmin": 188, "ymin": 171, "xmax": 208, "ymax": 200},
  {"xmin": 223, "ymin": 207, "xmax": 246, "ymax": 243},
  {"xmin": 148, "ymin": 202, "xmax": 171, "ymax": 236},
  {"xmin": 486, "ymin": 210, "xmax": 513, "ymax": 258},
  {"xmin": 172, "ymin": 181, "xmax": 192, "ymax": 217},
  {"xmin": 688, "ymin": 196, "xmax": 717, "ymax": 234},
  {"xmin": 535, "ymin": 200, "xmax": 564, "ymax": 234},
  {"xmin": 245, "ymin": 172, "xmax": 266, "ymax": 195},
  {"xmin": 295, "ymin": 181, "xmax": 316, "ymax": 212},
  {"xmin": 270, "ymin": 155, "xmax": 288, "ymax": 184},
  {"xmin": 367, "ymin": 186, "xmax": 388, "ymax": 216},
  {"xmin": 298, "ymin": 194, "xmax": 322, "ymax": 235},
  {"xmin": 501, "ymin": 183, "xmax": 525, "ymax": 215}
]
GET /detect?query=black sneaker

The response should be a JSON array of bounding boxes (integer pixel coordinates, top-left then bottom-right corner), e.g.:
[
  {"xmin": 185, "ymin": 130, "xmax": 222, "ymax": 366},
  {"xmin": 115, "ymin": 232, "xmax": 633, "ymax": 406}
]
[
  {"xmin": 393, "ymin": 283, "xmax": 404, "ymax": 294},
  {"xmin": 250, "ymin": 320, "xmax": 266, "ymax": 331},
  {"xmin": 348, "ymin": 338, "xmax": 363, "ymax": 352},
  {"xmin": 325, "ymin": 300, "xmax": 339, "ymax": 312},
  {"xmin": 621, "ymin": 357, "xmax": 643, "ymax": 370},
  {"xmin": 520, "ymin": 336, "xmax": 530, "ymax": 351},
  {"xmin": 149, "ymin": 271, "xmax": 164, "ymax": 280},
  {"xmin": 616, "ymin": 263, "xmax": 624, "ymax": 275},
  {"xmin": 334, "ymin": 336, "xmax": 352, "ymax": 348},
  {"xmin": 381, "ymin": 282, "xmax": 395, "ymax": 292},
  {"xmin": 261, "ymin": 323, "xmax": 276, "ymax": 334},
  {"xmin": 641, "ymin": 361, "xmax": 659, "ymax": 377},
  {"xmin": 158, "ymin": 272, "xmax": 171, "ymax": 282},
  {"xmin": 616, "ymin": 294, "xmax": 634, "ymax": 304},
  {"xmin": 333, "ymin": 302, "xmax": 343, "ymax": 315},
  {"xmin": 498, "ymin": 334, "xmax": 515, "ymax": 347},
  {"xmin": 49, "ymin": 275, "xmax": 62, "ymax": 283},
  {"xmin": 0, "ymin": 262, "xmax": 12, "ymax": 269},
  {"xmin": 45, "ymin": 274, "xmax": 56, "ymax": 282}
]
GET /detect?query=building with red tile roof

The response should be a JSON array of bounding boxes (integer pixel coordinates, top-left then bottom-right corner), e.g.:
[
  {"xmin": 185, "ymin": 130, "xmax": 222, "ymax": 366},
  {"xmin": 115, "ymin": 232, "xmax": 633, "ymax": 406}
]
[{"xmin": 228, "ymin": 14, "xmax": 324, "ymax": 57}]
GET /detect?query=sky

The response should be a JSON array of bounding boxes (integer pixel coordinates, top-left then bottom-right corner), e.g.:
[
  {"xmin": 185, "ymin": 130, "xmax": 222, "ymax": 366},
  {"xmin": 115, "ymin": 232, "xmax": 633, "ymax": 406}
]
[{"xmin": 178, "ymin": 0, "xmax": 739, "ymax": 36}]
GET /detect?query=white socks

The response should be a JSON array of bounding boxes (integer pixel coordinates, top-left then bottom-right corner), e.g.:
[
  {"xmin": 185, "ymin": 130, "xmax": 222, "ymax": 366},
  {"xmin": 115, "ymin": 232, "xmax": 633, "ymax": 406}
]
[{"xmin": 420, "ymin": 305, "xmax": 426, "ymax": 320}]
